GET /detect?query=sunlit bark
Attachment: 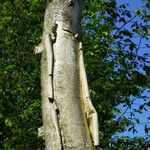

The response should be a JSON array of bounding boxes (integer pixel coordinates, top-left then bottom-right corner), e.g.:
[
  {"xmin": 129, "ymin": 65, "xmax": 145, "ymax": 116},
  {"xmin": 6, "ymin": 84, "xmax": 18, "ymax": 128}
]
[{"xmin": 35, "ymin": 0, "xmax": 99, "ymax": 149}]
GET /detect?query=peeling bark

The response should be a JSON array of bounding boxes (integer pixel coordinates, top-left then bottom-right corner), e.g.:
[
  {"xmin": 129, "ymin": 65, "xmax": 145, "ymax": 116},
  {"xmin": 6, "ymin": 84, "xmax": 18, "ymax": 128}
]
[
  {"xmin": 78, "ymin": 42, "xmax": 99, "ymax": 146},
  {"xmin": 35, "ymin": 0, "xmax": 99, "ymax": 149}
]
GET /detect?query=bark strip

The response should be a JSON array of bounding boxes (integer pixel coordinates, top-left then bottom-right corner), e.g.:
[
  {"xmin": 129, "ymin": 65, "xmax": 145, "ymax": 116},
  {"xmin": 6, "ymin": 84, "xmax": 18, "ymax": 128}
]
[{"xmin": 78, "ymin": 42, "xmax": 99, "ymax": 146}]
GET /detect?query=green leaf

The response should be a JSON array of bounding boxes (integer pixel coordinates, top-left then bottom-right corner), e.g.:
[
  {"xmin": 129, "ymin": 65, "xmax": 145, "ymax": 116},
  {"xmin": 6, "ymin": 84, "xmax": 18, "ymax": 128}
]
[
  {"xmin": 136, "ymin": 29, "xmax": 142, "ymax": 34},
  {"xmin": 134, "ymin": 118, "xmax": 140, "ymax": 124},
  {"xmin": 0, "ymin": 23, "xmax": 4, "ymax": 30},
  {"xmin": 139, "ymin": 105, "xmax": 144, "ymax": 110},
  {"xmin": 134, "ymin": 9, "xmax": 140, "ymax": 14},
  {"xmin": 119, "ymin": 17, "xmax": 126, "ymax": 23},
  {"xmin": 144, "ymin": 127, "xmax": 149, "ymax": 134},
  {"xmin": 128, "ymin": 127, "xmax": 133, "ymax": 131},
  {"xmin": 126, "ymin": 12, "xmax": 132, "ymax": 18},
  {"xmin": 0, "ymin": 113, "xmax": 3, "ymax": 119},
  {"xmin": 129, "ymin": 43, "xmax": 135, "ymax": 50},
  {"xmin": 102, "ymin": 32, "xmax": 109, "ymax": 36},
  {"xmin": 147, "ymin": 101, "xmax": 150, "ymax": 107},
  {"xmin": 5, "ymin": 119, "xmax": 13, "ymax": 127}
]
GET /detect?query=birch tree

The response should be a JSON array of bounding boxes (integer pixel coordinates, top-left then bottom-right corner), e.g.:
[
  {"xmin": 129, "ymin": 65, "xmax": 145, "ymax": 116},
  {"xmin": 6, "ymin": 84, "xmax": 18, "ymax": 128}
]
[
  {"xmin": 1, "ymin": 0, "xmax": 150, "ymax": 149},
  {"xmin": 35, "ymin": 0, "xmax": 99, "ymax": 149}
]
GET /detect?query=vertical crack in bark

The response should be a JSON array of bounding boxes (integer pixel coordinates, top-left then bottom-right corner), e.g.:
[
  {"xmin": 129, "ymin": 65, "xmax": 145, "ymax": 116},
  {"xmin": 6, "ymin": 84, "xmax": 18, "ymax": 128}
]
[
  {"xmin": 44, "ymin": 32, "xmax": 63, "ymax": 149},
  {"xmin": 49, "ymin": 28, "xmax": 64, "ymax": 149},
  {"xmin": 53, "ymin": 25, "xmax": 65, "ymax": 150}
]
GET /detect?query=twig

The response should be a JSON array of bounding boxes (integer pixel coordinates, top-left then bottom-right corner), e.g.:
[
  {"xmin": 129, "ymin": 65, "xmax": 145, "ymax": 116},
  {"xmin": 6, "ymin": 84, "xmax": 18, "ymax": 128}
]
[{"xmin": 113, "ymin": 14, "xmax": 138, "ymax": 37}]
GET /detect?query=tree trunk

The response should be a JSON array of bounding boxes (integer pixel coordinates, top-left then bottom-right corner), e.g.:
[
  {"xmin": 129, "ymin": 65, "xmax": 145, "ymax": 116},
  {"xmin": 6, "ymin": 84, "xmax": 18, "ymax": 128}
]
[{"xmin": 35, "ymin": 0, "xmax": 99, "ymax": 149}]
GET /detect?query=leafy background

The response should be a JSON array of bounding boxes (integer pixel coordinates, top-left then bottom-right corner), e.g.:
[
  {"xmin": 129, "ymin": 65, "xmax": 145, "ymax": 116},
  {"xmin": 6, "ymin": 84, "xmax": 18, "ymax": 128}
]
[{"xmin": 0, "ymin": 0, "xmax": 149, "ymax": 149}]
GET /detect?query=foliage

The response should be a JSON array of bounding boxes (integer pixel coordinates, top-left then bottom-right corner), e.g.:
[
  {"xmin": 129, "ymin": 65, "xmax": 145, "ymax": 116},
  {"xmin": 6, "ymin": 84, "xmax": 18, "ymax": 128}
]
[
  {"xmin": 0, "ymin": 0, "xmax": 149, "ymax": 149},
  {"xmin": 82, "ymin": 0, "xmax": 150, "ymax": 149},
  {"xmin": 0, "ymin": 0, "xmax": 45, "ymax": 149}
]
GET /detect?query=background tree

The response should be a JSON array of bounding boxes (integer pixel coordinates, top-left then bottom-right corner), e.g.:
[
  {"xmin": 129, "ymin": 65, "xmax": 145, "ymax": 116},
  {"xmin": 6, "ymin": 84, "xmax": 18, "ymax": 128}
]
[
  {"xmin": 0, "ymin": 0, "xmax": 149, "ymax": 149},
  {"xmin": 0, "ymin": 0, "xmax": 44, "ymax": 149},
  {"xmin": 82, "ymin": 0, "xmax": 150, "ymax": 149}
]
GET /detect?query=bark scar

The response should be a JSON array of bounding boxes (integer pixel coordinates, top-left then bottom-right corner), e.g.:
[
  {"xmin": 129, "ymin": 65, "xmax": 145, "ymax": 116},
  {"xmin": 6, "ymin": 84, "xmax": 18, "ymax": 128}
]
[
  {"xmin": 68, "ymin": 0, "xmax": 74, "ymax": 6},
  {"xmin": 79, "ymin": 42, "xmax": 99, "ymax": 146}
]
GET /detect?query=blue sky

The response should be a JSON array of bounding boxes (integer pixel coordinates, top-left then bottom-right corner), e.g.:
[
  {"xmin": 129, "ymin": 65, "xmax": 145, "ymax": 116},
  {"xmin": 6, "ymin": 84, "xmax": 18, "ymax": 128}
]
[{"xmin": 116, "ymin": 0, "xmax": 150, "ymax": 138}]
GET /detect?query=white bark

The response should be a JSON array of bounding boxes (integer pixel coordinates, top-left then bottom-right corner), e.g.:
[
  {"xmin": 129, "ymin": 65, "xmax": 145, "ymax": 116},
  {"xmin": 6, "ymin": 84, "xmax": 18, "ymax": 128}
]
[
  {"xmin": 78, "ymin": 42, "xmax": 99, "ymax": 146},
  {"xmin": 35, "ymin": 0, "xmax": 99, "ymax": 149}
]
